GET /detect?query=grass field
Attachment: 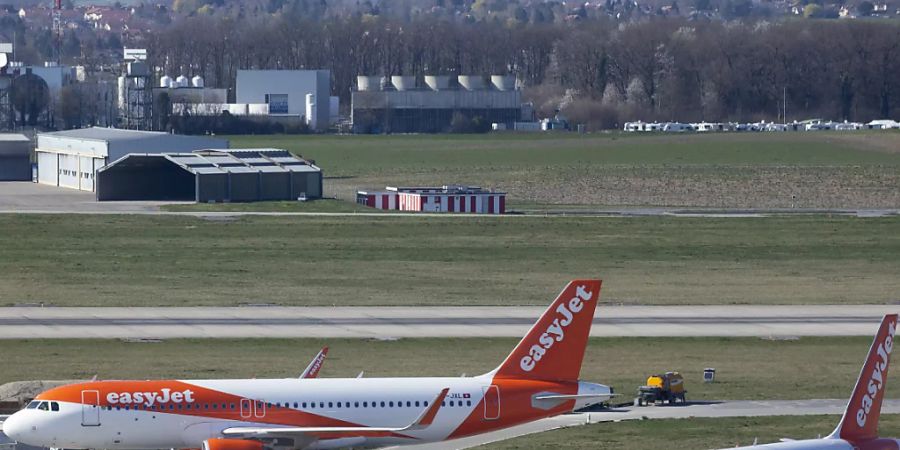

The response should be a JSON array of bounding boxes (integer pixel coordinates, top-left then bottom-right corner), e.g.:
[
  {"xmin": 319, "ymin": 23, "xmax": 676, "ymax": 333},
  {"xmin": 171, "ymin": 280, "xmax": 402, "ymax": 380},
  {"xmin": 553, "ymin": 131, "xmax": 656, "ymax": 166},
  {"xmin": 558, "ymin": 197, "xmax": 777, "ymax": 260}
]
[
  {"xmin": 229, "ymin": 132, "xmax": 900, "ymax": 209},
  {"xmin": 1, "ymin": 336, "xmax": 896, "ymax": 402},
  {"xmin": 1, "ymin": 214, "xmax": 898, "ymax": 307},
  {"xmin": 480, "ymin": 415, "xmax": 900, "ymax": 449}
]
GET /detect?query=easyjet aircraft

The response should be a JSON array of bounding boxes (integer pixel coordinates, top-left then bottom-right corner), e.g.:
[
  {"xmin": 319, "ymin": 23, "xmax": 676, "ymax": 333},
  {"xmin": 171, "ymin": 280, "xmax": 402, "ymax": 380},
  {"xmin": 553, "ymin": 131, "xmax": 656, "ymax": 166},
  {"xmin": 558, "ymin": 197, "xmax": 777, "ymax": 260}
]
[
  {"xmin": 725, "ymin": 314, "xmax": 898, "ymax": 450},
  {"xmin": 2, "ymin": 279, "xmax": 611, "ymax": 450}
]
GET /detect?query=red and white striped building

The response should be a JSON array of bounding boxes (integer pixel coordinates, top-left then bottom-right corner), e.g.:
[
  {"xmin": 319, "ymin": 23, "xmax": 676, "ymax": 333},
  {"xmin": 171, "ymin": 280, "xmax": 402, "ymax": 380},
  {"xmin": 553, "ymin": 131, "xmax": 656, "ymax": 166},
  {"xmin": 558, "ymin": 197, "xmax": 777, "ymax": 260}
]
[{"xmin": 357, "ymin": 185, "xmax": 506, "ymax": 214}]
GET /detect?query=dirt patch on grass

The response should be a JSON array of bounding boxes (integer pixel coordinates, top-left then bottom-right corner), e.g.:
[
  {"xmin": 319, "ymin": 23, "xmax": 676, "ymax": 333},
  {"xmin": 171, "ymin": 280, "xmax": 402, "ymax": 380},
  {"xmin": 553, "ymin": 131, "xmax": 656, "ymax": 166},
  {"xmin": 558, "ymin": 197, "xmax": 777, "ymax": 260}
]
[{"xmin": 826, "ymin": 132, "xmax": 900, "ymax": 154}]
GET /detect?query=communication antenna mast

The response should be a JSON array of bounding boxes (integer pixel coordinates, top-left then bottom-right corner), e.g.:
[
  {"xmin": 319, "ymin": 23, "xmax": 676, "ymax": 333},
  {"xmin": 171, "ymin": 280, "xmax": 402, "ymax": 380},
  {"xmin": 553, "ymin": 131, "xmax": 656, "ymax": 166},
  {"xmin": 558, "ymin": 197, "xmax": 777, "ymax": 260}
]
[{"xmin": 53, "ymin": 0, "xmax": 62, "ymax": 63}]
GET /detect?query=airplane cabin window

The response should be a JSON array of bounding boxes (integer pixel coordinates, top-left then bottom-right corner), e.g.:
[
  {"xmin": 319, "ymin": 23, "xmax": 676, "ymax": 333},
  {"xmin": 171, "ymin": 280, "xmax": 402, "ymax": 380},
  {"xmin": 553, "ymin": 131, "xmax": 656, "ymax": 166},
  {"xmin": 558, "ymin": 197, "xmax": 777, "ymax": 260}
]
[
  {"xmin": 293, "ymin": 402, "xmax": 298, "ymax": 408},
  {"xmin": 354, "ymin": 402, "xmax": 359, "ymax": 408},
  {"xmin": 467, "ymin": 401, "xmax": 472, "ymax": 406},
  {"xmin": 231, "ymin": 404, "xmax": 236, "ymax": 409},
  {"xmin": 319, "ymin": 402, "xmax": 324, "ymax": 408},
  {"xmin": 302, "ymin": 402, "xmax": 307, "ymax": 408},
  {"xmin": 406, "ymin": 401, "xmax": 411, "ymax": 407},
  {"xmin": 415, "ymin": 401, "xmax": 420, "ymax": 407},
  {"xmin": 380, "ymin": 401, "xmax": 385, "ymax": 407},
  {"xmin": 424, "ymin": 401, "xmax": 429, "ymax": 406}
]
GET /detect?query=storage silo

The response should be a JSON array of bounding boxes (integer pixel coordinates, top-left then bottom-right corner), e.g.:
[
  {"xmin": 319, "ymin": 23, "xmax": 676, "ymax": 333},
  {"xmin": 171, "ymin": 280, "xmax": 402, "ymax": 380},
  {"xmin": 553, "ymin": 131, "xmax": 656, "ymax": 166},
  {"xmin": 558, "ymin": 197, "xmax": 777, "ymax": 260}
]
[
  {"xmin": 175, "ymin": 75, "xmax": 189, "ymax": 88},
  {"xmin": 391, "ymin": 75, "xmax": 415, "ymax": 91},
  {"xmin": 191, "ymin": 75, "xmax": 204, "ymax": 88},
  {"xmin": 160, "ymin": 75, "xmax": 173, "ymax": 88},
  {"xmin": 490, "ymin": 75, "xmax": 515, "ymax": 91},
  {"xmin": 357, "ymin": 76, "xmax": 382, "ymax": 91},
  {"xmin": 457, "ymin": 75, "xmax": 485, "ymax": 90},
  {"xmin": 424, "ymin": 75, "xmax": 450, "ymax": 91}
]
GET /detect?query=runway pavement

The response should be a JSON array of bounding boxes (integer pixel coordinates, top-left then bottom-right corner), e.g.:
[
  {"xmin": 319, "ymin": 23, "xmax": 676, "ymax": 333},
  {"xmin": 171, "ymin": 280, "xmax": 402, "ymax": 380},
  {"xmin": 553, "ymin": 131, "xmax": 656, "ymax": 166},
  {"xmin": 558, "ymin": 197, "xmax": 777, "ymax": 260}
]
[
  {"xmin": 401, "ymin": 399, "xmax": 900, "ymax": 449},
  {"xmin": 0, "ymin": 305, "xmax": 896, "ymax": 339}
]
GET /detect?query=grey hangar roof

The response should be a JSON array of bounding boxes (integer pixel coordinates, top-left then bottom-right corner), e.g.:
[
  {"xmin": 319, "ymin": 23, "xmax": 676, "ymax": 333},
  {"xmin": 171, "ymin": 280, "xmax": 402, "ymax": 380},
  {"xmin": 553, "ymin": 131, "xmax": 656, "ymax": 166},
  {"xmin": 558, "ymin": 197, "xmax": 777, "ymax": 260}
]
[{"xmin": 96, "ymin": 149, "xmax": 322, "ymax": 202}]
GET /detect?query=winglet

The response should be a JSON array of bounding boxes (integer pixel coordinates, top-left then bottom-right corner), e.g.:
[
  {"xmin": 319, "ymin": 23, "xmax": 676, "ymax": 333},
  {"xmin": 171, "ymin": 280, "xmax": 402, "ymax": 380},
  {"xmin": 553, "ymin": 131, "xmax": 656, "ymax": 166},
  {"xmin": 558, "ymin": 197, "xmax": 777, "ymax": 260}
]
[
  {"xmin": 299, "ymin": 346, "xmax": 329, "ymax": 379},
  {"xmin": 830, "ymin": 314, "xmax": 898, "ymax": 442},
  {"xmin": 405, "ymin": 388, "xmax": 450, "ymax": 431}
]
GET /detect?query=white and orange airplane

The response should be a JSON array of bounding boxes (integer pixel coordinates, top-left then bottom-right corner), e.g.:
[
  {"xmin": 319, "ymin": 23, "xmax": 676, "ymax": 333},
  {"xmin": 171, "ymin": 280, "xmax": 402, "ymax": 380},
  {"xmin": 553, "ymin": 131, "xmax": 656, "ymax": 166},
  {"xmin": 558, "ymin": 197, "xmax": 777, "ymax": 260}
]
[
  {"xmin": 2, "ymin": 280, "xmax": 612, "ymax": 450},
  {"xmin": 726, "ymin": 313, "xmax": 898, "ymax": 450}
]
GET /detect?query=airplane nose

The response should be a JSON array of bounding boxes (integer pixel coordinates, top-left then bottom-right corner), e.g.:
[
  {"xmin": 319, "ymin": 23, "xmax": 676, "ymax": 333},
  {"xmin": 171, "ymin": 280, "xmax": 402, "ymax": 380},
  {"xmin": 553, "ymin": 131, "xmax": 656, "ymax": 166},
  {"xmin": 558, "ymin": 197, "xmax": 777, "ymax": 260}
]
[{"xmin": 2, "ymin": 413, "xmax": 27, "ymax": 442}]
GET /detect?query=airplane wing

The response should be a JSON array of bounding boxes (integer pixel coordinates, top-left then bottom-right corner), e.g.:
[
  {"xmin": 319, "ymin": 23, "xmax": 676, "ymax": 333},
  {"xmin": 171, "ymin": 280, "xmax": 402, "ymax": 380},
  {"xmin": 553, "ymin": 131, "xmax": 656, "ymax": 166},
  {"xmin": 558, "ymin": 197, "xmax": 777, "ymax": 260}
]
[
  {"xmin": 221, "ymin": 388, "xmax": 450, "ymax": 438},
  {"xmin": 298, "ymin": 346, "xmax": 328, "ymax": 379}
]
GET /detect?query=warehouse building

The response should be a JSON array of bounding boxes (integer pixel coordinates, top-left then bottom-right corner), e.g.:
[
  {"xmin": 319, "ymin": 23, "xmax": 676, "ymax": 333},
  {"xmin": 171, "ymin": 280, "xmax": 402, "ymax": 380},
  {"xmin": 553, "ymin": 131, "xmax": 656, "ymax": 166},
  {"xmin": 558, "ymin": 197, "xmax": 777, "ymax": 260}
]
[
  {"xmin": 351, "ymin": 75, "xmax": 529, "ymax": 133},
  {"xmin": 0, "ymin": 134, "xmax": 31, "ymax": 181},
  {"xmin": 357, "ymin": 185, "xmax": 506, "ymax": 214},
  {"xmin": 35, "ymin": 127, "xmax": 228, "ymax": 192},
  {"xmin": 97, "ymin": 149, "xmax": 321, "ymax": 202}
]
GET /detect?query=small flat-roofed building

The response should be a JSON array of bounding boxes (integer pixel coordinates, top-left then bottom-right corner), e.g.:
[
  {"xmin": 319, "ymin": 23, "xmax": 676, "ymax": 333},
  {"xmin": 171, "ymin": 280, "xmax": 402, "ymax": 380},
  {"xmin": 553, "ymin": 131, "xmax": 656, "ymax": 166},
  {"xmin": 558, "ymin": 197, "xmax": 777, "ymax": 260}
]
[
  {"xmin": 357, "ymin": 185, "xmax": 506, "ymax": 214},
  {"xmin": 96, "ymin": 149, "xmax": 321, "ymax": 202},
  {"xmin": 36, "ymin": 127, "xmax": 229, "ymax": 192},
  {"xmin": 0, "ymin": 134, "xmax": 32, "ymax": 181}
]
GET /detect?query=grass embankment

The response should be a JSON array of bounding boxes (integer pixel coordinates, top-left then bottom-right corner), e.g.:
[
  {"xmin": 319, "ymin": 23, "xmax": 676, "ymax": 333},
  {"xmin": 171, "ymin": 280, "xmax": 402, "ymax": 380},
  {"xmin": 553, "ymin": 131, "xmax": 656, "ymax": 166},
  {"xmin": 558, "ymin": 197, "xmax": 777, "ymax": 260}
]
[
  {"xmin": 481, "ymin": 415, "xmax": 900, "ymax": 449},
  {"xmin": 227, "ymin": 132, "xmax": 900, "ymax": 209},
  {"xmin": 1, "ymin": 215, "xmax": 898, "ymax": 306},
  {"xmin": 1, "ymin": 336, "xmax": 896, "ymax": 403}
]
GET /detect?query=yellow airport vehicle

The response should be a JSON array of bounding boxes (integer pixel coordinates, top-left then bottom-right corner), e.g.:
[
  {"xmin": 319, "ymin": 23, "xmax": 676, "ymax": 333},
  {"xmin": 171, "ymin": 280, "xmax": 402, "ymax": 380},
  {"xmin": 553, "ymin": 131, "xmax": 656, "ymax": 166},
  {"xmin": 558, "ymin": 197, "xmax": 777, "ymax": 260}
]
[{"xmin": 634, "ymin": 371, "xmax": 687, "ymax": 406}]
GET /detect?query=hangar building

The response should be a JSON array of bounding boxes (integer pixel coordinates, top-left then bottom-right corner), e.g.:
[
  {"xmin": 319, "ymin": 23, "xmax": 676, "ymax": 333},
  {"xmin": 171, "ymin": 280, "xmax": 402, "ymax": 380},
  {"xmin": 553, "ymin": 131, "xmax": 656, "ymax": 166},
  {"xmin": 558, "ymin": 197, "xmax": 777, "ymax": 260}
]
[
  {"xmin": 0, "ymin": 134, "xmax": 31, "ymax": 181},
  {"xmin": 97, "ymin": 149, "xmax": 322, "ymax": 202},
  {"xmin": 35, "ymin": 127, "xmax": 228, "ymax": 192}
]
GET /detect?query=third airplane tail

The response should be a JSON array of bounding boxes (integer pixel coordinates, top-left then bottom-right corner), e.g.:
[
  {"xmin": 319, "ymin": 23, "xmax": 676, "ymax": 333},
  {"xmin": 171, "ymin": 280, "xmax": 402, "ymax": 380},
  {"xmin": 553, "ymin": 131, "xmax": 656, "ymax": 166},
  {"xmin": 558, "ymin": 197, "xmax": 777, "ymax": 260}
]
[
  {"xmin": 491, "ymin": 279, "xmax": 602, "ymax": 382},
  {"xmin": 829, "ymin": 313, "xmax": 898, "ymax": 442}
]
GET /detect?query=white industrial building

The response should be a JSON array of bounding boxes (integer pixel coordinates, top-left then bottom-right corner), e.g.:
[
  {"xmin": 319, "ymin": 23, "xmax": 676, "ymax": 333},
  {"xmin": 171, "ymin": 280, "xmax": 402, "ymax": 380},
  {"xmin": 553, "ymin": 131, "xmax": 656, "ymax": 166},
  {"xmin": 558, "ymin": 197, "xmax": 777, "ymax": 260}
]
[
  {"xmin": 236, "ymin": 70, "xmax": 331, "ymax": 131},
  {"xmin": 35, "ymin": 127, "xmax": 228, "ymax": 192},
  {"xmin": 351, "ymin": 75, "xmax": 528, "ymax": 133}
]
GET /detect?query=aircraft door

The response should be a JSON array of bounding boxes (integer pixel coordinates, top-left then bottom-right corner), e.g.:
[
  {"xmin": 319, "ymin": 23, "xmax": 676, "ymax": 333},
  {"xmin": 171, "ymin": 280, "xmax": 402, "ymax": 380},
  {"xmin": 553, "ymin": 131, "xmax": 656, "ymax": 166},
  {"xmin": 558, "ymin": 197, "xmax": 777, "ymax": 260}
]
[
  {"xmin": 254, "ymin": 400, "xmax": 266, "ymax": 418},
  {"xmin": 81, "ymin": 390, "xmax": 101, "ymax": 426},
  {"xmin": 240, "ymin": 399, "xmax": 252, "ymax": 419},
  {"xmin": 482, "ymin": 385, "xmax": 500, "ymax": 420}
]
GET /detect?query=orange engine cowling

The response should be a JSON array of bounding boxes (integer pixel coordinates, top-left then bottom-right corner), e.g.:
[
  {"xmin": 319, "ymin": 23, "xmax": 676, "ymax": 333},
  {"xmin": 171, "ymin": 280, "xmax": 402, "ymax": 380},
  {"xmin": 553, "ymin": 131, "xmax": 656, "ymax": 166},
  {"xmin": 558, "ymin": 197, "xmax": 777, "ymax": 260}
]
[{"xmin": 202, "ymin": 439, "xmax": 264, "ymax": 450}]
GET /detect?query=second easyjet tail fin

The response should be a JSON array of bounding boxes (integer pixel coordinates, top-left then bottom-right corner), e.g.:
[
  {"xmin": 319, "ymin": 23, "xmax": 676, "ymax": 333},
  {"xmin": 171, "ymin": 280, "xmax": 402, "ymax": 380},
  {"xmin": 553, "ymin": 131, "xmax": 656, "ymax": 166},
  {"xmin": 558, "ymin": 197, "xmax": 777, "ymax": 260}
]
[
  {"xmin": 829, "ymin": 314, "xmax": 898, "ymax": 442},
  {"xmin": 490, "ymin": 279, "xmax": 601, "ymax": 382}
]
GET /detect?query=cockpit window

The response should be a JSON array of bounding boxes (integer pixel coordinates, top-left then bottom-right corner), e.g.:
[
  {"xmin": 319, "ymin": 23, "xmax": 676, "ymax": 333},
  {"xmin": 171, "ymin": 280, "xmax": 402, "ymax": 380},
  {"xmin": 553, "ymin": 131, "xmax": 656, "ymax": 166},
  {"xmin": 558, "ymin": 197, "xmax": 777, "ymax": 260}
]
[
  {"xmin": 51, "ymin": 402, "xmax": 60, "ymax": 411},
  {"xmin": 37, "ymin": 402, "xmax": 49, "ymax": 411},
  {"xmin": 26, "ymin": 401, "xmax": 39, "ymax": 409}
]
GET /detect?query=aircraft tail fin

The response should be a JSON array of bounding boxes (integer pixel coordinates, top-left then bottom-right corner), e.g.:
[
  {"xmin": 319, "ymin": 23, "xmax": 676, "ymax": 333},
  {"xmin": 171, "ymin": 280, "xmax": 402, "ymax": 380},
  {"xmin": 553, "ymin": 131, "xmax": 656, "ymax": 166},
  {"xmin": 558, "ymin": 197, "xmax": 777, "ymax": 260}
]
[
  {"xmin": 830, "ymin": 314, "xmax": 898, "ymax": 442},
  {"xmin": 491, "ymin": 280, "xmax": 601, "ymax": 382},
  {"xmin": 299, "ymin": 346, "xmax": 328, "ymax": 379}
]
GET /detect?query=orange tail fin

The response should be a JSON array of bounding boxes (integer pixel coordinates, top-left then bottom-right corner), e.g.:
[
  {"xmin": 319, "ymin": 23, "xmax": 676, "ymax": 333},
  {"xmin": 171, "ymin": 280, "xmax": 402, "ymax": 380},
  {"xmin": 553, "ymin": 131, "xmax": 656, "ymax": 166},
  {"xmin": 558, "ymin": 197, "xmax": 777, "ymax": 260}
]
[
  {"xmin": 492, "ymin": 280, "xmax": 601, "ymax": 382},
  {"xmin": 831, "ymin": 314, "xmax": 898, "ymax": 442}
]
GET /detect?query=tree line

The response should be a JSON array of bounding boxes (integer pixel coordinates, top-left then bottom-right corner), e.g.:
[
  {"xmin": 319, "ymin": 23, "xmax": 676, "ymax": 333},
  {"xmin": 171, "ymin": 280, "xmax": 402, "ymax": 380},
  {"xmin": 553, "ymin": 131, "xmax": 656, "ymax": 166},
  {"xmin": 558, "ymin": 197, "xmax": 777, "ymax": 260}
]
[{"xmin": 142, "ymin": 16, "xmax": 899, "ymax": 129}]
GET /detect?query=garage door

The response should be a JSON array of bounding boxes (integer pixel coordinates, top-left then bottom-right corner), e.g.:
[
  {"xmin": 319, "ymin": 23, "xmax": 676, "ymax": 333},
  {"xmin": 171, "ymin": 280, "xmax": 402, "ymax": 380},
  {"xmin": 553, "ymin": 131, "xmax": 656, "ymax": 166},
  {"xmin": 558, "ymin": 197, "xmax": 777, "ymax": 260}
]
[
  {"xmin": 37, "ymin": 152, "xmax": 58, "ymax": 186},
  {"xmin": 80, "ymin": 156, "xmax": 95, "ymax": 191},
  {"xmin": 58, "ymin": 154, "xmax": 79, "ymax": 189}
]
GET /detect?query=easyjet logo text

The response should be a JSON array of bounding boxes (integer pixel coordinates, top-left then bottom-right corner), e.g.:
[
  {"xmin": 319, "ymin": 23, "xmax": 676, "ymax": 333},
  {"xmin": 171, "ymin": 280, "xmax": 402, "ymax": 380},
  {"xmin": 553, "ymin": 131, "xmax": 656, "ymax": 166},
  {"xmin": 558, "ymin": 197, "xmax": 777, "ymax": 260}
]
[
  {"xmin": 520, "ymin": 285, "xmax": 594, "ymax": 372},
  {"xmin": 856, "ymin": 320, "xmax": 895, "ymax": 428},
  {"xmin": 106, "ymin": 389, "xmax": 195, "ymax": 407}
]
